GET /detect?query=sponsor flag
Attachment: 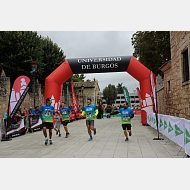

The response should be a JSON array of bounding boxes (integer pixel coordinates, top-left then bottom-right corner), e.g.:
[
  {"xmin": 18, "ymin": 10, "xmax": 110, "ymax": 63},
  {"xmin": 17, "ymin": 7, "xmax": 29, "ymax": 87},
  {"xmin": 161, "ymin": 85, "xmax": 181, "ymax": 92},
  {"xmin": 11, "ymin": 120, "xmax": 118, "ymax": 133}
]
[
  {"xmin": 136, "ymin": 87, "xmax": 142, "ymax": 110},
  {"xmin": 8, "ymin": 76, "xmax": 30, "ymax": 117},
  {"xmin": 7, "ymin": 76, "xmax": 30, "ymax": 135},
  {"xmin": 122, "ymin": 87, "xmax": 131, "ymax": 108},
  {"xmin": 185, "ymin": 119, "xmax": 190, "ymax": 155},
  {"xmin": 150, "ymin": 71, "xmax": 160, "ymax": 139},
  {"xmin": 71, "ymin": 81, "xmax": 78, "ymax": 113},
  {"xmin": 67, "ymin": 85, "xmax": 69, "ymax": 107}
]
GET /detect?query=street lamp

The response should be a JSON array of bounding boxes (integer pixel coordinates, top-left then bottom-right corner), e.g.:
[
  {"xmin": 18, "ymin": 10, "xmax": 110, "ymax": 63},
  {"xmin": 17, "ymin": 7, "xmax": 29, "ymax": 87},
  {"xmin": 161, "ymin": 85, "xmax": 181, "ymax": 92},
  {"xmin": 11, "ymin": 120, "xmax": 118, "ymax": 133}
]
[
  {"xmin": 81, "ymin": 84, "xmax": 84, "ymax": 108},
  {"xmin": 30, "ymin": 61, "xmax": 38, "ymax": 108}
]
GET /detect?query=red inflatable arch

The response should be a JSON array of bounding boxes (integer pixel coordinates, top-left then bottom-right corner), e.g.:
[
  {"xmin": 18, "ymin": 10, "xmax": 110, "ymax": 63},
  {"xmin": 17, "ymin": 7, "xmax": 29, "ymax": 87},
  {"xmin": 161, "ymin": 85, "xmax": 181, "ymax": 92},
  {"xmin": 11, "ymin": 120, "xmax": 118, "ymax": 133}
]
[{"xmin": 45, "ymin": 56, "xmax": 154, "ymax": 124}]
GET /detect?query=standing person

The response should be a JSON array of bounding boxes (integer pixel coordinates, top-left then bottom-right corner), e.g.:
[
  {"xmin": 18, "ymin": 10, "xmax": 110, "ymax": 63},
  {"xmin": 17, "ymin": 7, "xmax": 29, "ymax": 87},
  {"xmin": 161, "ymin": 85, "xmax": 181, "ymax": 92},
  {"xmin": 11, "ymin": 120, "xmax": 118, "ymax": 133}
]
[
  {"xmin": 108, "ymin": 101, "xmax": 134, "ymax": 141},
  {"xmin": 105, "ymin": 105, "xmax": 112, "ymax": 118},
  {"xmin": 53, "ymin": 111, "xmax": 61, "ymax": 137},
  {"xmin": 97, "ymin": 104, "xmax": 102, "ymax": 119},
  {"xmin": 39, "ymin": 98, "xmax": 55, "ymax": 145},
  {"xmin": 24, "ymin": 108, "xmax": 30, "ymax": 133},
  {"xmin": 81, "ymin": 98, "xmax": 98, "ymax": 141},
  {"xmin": 111, "ymin": 104, "xmax": 117, "ymax": 117},
  {"xmin": 60, "ymin": 102, "xmax": 71, "ymax": 138},
  {"xmin": 101, "ymin": 104, "xmax": 105, "ymax": 119}
]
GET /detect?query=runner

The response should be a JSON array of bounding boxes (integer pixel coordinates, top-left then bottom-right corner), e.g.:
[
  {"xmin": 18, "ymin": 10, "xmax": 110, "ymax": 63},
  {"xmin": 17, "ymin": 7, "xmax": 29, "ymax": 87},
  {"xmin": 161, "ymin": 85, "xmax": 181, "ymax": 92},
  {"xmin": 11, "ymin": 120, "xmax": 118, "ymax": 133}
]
[
  {"xmin": 108, "ymin": 101, "xmax": 134, "ymax": 141},
  {"xmin": 53, "ymin": 111, "xmax": 61, "ymax": 137},
  {"xmin": 81, "ymin": 98, "xmax": 98, "ymax": 141},
  {"xmin": 60, "ymin": 102, "xmax": 71, "ymax": 138},
  {"xmin": 39, "ymin": 98, "xmax": 55, "ymax": 145}
]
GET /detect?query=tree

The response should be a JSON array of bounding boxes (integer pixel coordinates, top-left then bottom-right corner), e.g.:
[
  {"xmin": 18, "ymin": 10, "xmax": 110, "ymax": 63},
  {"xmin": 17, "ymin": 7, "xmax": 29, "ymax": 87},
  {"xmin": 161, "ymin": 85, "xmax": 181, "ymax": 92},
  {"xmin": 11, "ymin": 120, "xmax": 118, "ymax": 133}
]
[
  {"xmin": 38, "ymin": 36, "xmax": 66, "ymax": 88},
  {"xmin": 131, "ymin": 31, "xmax": 171, "ymax": 76},
  {"xmin": 103, "ymin": 84, "xmax": 117, "ymax": 105},
  {"xmin": 0, "ymin": 31, "xmax": 43, "ymax": 86},
  {"xmin": 116, "ymin": 82, "xmax": 126, "ymax": 94}
]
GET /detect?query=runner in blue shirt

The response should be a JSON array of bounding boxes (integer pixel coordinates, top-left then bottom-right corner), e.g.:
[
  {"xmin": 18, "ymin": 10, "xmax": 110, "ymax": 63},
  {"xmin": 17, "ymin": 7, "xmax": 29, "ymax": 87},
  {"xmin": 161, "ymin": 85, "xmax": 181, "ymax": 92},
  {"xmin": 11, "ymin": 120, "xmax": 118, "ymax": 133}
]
[
  {"xmin": 39, "ymin": 98, "xmax": 55, "ymax": 145},
  {"xmin": 81, "ymin": 98, "xmax": 98, "ymax": 141},
  {"xmin": 108, "ymin": 101, "xmax": 134, "ymax": 141},
  {"xmin": 60, "ymin": 102, "xmax": 72, "ymax": 138}
]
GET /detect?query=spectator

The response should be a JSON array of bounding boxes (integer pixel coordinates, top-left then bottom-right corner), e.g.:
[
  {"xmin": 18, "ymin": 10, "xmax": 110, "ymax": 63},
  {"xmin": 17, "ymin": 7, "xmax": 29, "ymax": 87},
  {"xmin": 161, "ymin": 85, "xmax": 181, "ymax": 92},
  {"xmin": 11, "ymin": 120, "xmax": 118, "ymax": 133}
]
[
  {"xmin": 18, "ymin": 107, "xmax": 24, "ymax": 116},
  {"xmin": 24, "ymin": 108, "xmax": 30, "ymax": 117},
  {"xmin": 111, "ymin": 104, "xmax": 117, "ymax": 117},
  {"xmin": 101, "ymin": 104, "xmax": 105, "ymax": 119},
  {"xmin": 4, "ymin": 109, "xmax": 8, "ymax": 119},
  {"xmin": 105, "ymin": 105, "xmax": 112, "ymax": 118},
  {"xmin": 97, "ymin": 104, "xmax": 102, "ymax": 119}
]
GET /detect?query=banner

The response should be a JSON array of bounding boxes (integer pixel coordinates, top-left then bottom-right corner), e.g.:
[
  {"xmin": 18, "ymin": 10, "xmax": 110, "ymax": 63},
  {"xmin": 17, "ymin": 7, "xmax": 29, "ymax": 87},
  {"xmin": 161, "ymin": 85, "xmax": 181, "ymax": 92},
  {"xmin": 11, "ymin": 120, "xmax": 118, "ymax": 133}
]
[
  {"xmin": 71, "ymin": 81, "xmax": 78, "ymax": 113},
  {"xmin": 147, "ymin": 112, "xmax": 185, "ymax": 149},
  {"xmin": 8, "ymin": 76, "xmax": 30, "ymax": 117},
  {"xmin": 30, "ymin": 115, "xmax": 42, "ymax": 130},
  {"xmin": 136, "ymin": 87, "xmax": 143, "ymax": 110},
  {"xmin": 67, "ymin": 85, "xmax": 69, "ymax": 107},
  {"xmin": 6, "ymin": 117, "xmax": 25, "ymax": 137},
  {"xmin": 122, "ymin": 87, "xmax": 131, "ymax": 108},
  {"xmin": 184, "ymin": 119, "xmax": 190, "ymax": 155}
]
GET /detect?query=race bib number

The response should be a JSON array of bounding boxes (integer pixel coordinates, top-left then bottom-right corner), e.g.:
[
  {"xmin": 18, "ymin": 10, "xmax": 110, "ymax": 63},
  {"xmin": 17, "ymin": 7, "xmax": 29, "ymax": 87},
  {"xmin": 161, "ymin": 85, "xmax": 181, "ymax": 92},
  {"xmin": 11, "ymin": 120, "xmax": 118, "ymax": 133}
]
[
  {"xmin": 123, "ymin": 115, "xmax": 128, "ymax": 121},
  {"xmin": 62, "ymin": 110, "xmax": 67, "ymax": 115},
  {"xmin": 45, "ymin": 110, "xmax": 51, "ymax": 117},
  {"xmin": 87, "ymin": 112, "xmax": 92, "ymax": 118}
]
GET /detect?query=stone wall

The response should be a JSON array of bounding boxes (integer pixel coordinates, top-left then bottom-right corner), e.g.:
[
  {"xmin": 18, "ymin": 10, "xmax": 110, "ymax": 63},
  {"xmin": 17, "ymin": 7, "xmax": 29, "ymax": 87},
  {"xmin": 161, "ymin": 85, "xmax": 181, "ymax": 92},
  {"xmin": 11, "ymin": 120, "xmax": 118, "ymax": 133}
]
[
  {"xmin": 0, "ymin": 75, "xmax": 10, "ymax": 121},
  {"xmin": 157, "ymin": 31, "xmax": 190, "ymax": 119}
]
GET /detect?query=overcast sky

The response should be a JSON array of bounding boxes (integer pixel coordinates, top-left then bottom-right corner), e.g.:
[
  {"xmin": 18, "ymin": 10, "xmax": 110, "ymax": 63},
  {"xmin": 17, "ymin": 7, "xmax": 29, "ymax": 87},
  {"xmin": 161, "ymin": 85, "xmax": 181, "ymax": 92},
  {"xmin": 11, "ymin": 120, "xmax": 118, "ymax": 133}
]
[{"xmin": 37, "ymin": 31, "xmax": 139, "ymax": 93}]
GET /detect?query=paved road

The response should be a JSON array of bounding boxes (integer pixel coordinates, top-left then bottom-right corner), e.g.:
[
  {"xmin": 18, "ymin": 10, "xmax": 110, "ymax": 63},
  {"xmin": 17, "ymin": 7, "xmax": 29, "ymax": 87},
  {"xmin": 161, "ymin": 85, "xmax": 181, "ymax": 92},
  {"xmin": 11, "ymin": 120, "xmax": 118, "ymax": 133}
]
[{"xmin": 0, "ymin": 116, "xmax": 185, "ymax": 158}]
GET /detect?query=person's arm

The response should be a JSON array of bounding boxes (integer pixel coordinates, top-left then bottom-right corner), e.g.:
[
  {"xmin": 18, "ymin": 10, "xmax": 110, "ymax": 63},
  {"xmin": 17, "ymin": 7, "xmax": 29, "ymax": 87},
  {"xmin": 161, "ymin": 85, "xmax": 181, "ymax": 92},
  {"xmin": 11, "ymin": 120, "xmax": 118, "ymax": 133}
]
[
  {"xmin": 81, "ymin": 111, "xmax": 86, "ymax": 116},
  {"xmin": 39, "ymin": 107, "xmax": 44, "ymax": 121},
  {"xmin": 94, "ymin": 109, "xmax": 98, "ymax": 117},
  {"xmin": 130, "ymin": 110, "xmax": 134, "ymax": 119}
]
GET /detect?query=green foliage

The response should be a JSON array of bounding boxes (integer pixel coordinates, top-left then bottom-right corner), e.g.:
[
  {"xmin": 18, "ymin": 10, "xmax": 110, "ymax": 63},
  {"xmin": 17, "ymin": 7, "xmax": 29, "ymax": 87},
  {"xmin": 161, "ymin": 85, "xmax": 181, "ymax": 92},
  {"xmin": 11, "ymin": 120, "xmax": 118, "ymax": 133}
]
[
  {"xmin": 0, "ymin": 31, "xmax": 43, "ymax": 86},
  {"xmin": 116, "ymin": 82, "xmax": 126, "ymax": 94},
  {"xmin": 131, "ymin": 31, "xmax": 171, "ymax": 76},
  {"xmin": 0, "ymin": 31, "xmax": 66, "ymax": 89},
  {"xmin": 103, "ymin": 84, "xmax": 117, "ymax": 105}
]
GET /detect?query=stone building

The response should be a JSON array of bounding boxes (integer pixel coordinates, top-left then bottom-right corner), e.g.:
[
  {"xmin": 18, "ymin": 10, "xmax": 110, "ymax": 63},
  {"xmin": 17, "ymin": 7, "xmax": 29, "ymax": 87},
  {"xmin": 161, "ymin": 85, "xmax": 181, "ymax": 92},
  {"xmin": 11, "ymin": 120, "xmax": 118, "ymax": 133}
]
[
  {"xmin": 70, "ymin": 81, "xmax": 100, "ymax": 107},
  {"xmin": 157, "ymin": 31, "xmax": 190, "ymax": 119}
]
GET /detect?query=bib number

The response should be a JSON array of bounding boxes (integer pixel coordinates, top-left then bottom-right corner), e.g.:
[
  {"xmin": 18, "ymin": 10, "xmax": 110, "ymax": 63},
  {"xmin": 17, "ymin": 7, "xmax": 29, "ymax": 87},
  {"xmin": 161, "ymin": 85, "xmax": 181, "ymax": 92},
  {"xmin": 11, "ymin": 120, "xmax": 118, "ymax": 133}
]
[
  {"xmin": 123, "ymin": 115, "xmax": 128, "ymax": 121},
  {"xmin": 45, "ymin": 110, "xmax": 51, "ymax": 117},
  {"xmin": 62, "ymin": 110, "xmax": 67, "ymax": 115},
  {"xmin": 87, "ymin": 112, "xmax": 92, "ymax": 118}
]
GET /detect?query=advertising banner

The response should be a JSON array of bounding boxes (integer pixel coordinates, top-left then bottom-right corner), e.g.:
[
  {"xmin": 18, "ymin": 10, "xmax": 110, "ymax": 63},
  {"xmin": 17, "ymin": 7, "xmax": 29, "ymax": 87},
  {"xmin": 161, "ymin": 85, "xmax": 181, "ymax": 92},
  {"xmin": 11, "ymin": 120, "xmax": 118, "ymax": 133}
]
[
  {"xmin": 184, "ymin": 119, "xmax": 190, "ymax": 155},
  {"xmin": 30, "ymin": 115, "xmax": 42, "ymax": 130},
  {"xmin": 122, "ymin": 87, "xmax": 131, "ymax": 108},
  {"xmin": 71, "ymin": 81, "xmax": 78, "ymax": 113},
  {"xmin": 6, "ymin": 117, "xmax": 25, "ymax": 137}
]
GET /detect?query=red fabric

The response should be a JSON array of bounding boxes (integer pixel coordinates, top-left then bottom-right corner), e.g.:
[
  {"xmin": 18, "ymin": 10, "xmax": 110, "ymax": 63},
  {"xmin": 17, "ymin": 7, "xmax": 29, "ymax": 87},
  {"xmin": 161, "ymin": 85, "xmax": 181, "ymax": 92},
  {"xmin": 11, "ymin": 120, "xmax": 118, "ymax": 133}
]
[{"xmin": 71, "ymin": 81, "xmax": 78, "ymax": 113}]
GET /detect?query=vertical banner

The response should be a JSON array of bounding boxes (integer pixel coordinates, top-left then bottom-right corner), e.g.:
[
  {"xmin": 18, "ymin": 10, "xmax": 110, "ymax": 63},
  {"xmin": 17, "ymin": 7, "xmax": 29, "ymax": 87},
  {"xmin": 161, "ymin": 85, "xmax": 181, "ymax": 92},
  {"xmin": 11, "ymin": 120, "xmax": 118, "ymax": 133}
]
[
  {"xmin": 122, "ymin": 87, "xmax": 131, "ymax": 108},
  {"xmin": 71, "ymin": 81, "xmax": 78, "ymax": 113},
  {"xmin": 8, "ymin": 76, "xmax": 30, "ymax": 117},
  {"xmin": 184, "ymin": 119, "xmax": 190, "ymax": 155},
  {"xmin": 150, "ymin": 71, "xmax": 160, "ymax": 139},
  {"xmin": 67, "ymin": 84, "xmax": 69, "ymax": 107},
  {"xmin": 136, "ymin": 87, "xmax": 142, "ymax": 110}
]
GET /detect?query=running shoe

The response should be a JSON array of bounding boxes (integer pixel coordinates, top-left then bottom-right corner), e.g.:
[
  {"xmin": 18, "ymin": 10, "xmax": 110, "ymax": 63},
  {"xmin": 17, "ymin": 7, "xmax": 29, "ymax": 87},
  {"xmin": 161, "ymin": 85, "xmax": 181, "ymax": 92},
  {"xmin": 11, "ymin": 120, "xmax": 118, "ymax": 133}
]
[
  {"xmin": 65, "ymin": 133, "xmax": 69, "ymax": 138},
  {"xmin": 49, "ymin": 139, "xmax": 53, "ymax": 145},
  {"xmin": 125, "ymin": 138, "xmax": 128, "ymax": 141},
  {"xmin": 129, "ymin": 132, "xmax": 132, "ymax": 136},
  {"xmin": 59, "ymin": 134, "xmax": 61, "ymax": 137},
  {"xmin": 45, "ymin": 139, "xmax": 48, "ymax": 145},
  {"xmin": 94, "ymin": 128, "xmax": 96, "ymax": 135},
  {"xmin": 56, "ymin": 131, "xmax": 58, "ymax": 135},
  {"xmin": 88, "ymin": 137, "xmax": 93, "ymax": 141}
]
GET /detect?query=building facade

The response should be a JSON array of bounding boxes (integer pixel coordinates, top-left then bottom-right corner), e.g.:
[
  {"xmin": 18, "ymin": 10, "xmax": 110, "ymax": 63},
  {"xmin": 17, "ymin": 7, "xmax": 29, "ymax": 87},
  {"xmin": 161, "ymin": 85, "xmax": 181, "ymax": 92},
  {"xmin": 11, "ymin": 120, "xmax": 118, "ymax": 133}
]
[
  {"xmin": 101, "ymin": 92, "xmax": 140, "ymax": 109},
  {"xmin": 157, "ymin": 31, "xmax": 190, "ymax": 119}
]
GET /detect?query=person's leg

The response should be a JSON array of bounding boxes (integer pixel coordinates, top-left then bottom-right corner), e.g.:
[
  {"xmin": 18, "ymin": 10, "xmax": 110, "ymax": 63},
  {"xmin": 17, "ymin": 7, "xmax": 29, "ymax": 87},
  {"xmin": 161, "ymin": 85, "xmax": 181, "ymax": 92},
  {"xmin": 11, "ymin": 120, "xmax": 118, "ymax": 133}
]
[
  {"xmin": 122, "ymin": 124, "xmax": 128, "ymax": 141},
  {"xmin": 124, "ymin": 130, "xmax": 128, "ymax": 138},
  {"xmin": 64, "ymin": 126, "xmax": 69, "ymax": 133},
  {"xmin": 43, "ymin": 127, "xmax": 47, "ymax": 138},
  {"xmin": 49, "ymin": 129, "xmax": 52, "ymax": 139},
  {"xmin": 127, "ymin": 124, "xmax": 132, "ymax": 136},
  {"xmin": 87, "ymin": 125, "xmax": 92, "ymax": 136}
]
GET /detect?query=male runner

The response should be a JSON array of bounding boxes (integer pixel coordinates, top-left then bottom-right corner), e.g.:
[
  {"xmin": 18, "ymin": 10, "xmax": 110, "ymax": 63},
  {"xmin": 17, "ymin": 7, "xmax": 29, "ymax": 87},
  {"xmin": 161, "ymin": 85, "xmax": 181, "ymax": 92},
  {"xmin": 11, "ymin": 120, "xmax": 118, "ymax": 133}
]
[
  {"xmin": 39, "ymin": 98, "xmax": 55, "ymax": 145},
  {"xmin": 108, "ymin": 101, "xmax": 134, "ymax": 141},
  {"xmin": 81, "ymin": 98, "xmax": 98, "ymax": 141},
  {"xmin": 60, "ymin": 102, "xmax": 71, "ymax": 138}
]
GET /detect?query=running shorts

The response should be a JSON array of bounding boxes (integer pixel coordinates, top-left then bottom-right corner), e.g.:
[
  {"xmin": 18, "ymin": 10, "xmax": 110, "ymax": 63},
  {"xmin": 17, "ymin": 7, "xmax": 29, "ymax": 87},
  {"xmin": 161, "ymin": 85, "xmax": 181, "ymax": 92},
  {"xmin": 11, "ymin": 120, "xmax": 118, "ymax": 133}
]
[
  {"xmin": 42, "ymin": 122, "xmax": 53, "ymax": 129},
  {"xmin": 61, "ymin": 120, "xmax": 69, "ymax": 126},
  {"xmin": 122, "ymin": 124, "xmax": 131, "ymax": 131},
  {"xmin": 86, "ymin": 120, "xmax": 94, "ymax": 126},
  {"xmin": 54, "ymin": 122, "xmax": 61, "ymax": 130}
]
